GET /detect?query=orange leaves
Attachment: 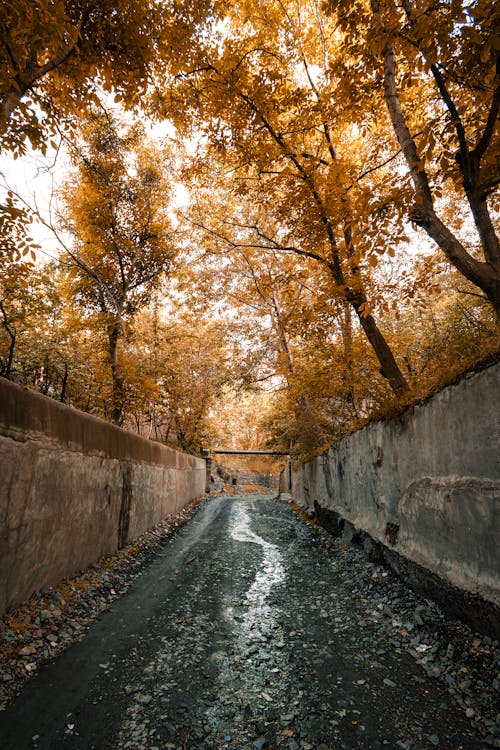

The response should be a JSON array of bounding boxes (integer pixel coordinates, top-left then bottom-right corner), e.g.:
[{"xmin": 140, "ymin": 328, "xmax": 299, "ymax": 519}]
[{"xmin": 0, "ymin": 0, "xmax": 220, "ymax": 154}]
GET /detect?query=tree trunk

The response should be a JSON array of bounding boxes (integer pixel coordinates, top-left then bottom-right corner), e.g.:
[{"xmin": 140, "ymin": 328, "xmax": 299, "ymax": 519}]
[
  {"xmin": 0, "ymin": 302, "xmax": 16, "ymax": 379},
  {"xmin": 277, "ymin": 321, "xmax": 324, "ymax": 437},
  {"xmin": 414, "ymin": 207, "xmax": 500, "ymax": 314},
  {"xmin": 60, "ymin": 363, "xmax": 68, "ymax": 402},
  {"xmin": 380, "ymin": 32, "xmax": 500, "ymax": 315},
  {"xmin": 340, "ymin": 303, "xmax": 363, "ymax": 416},
  {"xmin": 351, "ymin": 302, "xmax": 409, "ymax": 397},
  {"xmin": 108, "ymin": 319, "xmax": 125, "ymax": 426}
]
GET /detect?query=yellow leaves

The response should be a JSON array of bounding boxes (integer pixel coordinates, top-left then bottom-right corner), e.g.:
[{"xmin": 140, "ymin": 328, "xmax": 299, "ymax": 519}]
[
  {"xmin": 428, "ymin": 284, "xmax": 441, "ymax": 296},
  {"xmin": 0, "ymin": 0, "xmax": 216, "ymax": 154}
]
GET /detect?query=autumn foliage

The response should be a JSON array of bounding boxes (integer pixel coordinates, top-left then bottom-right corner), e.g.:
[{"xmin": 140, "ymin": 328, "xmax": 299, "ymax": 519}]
[{"xmin": 0, "ymin": 0, "xmax": 498, "ymax": 459}]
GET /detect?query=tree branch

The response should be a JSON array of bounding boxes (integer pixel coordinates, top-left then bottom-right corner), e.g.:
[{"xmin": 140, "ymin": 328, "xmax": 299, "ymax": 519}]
[
  {"xmin": 430, "ymin": 63, "xmax": 469, "ymax": 165},
  {"xmin": 472, "ymin": 57, "xmax": 500, "ymax": 161}
]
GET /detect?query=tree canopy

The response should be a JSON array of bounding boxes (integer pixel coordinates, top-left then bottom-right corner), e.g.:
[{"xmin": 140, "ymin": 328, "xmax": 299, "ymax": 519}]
[
  {"xmin": 0, "ymin": 0, "xmax": 220, "ymax": 155},
  {"xmin": 0, "ymin": 0, "xmax": 498, "ymax": 459}
]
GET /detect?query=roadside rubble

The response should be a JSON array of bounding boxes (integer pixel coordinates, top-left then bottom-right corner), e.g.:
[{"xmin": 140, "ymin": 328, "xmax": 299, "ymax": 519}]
[{"xmin": 288, "ymin": 502, "xmax": 500, "ymax": 748}]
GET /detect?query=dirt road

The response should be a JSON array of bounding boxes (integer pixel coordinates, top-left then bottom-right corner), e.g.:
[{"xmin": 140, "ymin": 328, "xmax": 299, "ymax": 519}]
[{"xmin": 0, "ymin": 493, "xmax": 490, "ymax": 749}]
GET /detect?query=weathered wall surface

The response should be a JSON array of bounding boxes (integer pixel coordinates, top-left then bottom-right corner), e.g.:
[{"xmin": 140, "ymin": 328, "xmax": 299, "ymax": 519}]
[
  {"xmin": 283, "ymin": 365, "xmax": 500, "ymax": 621},
  {"xmin": 0, "ymin": 378, "xmax": 206, "ymax": 615}
]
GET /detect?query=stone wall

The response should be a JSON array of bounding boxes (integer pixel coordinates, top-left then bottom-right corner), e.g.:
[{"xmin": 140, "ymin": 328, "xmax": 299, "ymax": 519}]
[
  {"xmin": 281, "ymin": 365, "xmax": 500, "ymax": 632},
  {"xmin": 0, "ymin": 378, "xmax": 206, "ymax": 615}
]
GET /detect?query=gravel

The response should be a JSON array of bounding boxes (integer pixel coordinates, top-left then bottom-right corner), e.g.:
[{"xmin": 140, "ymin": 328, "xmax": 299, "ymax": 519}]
[
  {"xmin": 0, "ymin": 498, "xmax": 206, "ymax": 710},
  {"xmin": 0, "ymin": 490, "xmax": 498, "ymax": 750}
]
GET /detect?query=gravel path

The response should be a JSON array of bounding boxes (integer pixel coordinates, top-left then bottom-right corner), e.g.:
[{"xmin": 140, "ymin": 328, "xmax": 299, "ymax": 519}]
[{"xmin": 0, "ymin": 492, "xmax": 498, "ymax": 749}]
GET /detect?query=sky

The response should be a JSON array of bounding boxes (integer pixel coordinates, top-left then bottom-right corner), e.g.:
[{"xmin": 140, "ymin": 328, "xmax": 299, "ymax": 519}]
[{"xmin": 0, "ymin": 143, "xmax": 68, "ymax": 261}]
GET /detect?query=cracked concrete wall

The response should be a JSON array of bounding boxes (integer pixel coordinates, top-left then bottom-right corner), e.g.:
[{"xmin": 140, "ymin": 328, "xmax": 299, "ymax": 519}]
[
  {"xmin": 285, "ymin": 364, "xmax": 500, "ymax": 610},
  {"xmin": 0, "ymin": 378, "xmax": 206, "ymax": 615}
]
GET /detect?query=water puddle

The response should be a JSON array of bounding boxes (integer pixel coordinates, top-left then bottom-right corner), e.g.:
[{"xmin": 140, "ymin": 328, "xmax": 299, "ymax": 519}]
[
  {"xmin": 114, "ymin": 499, "xmax": 294, "ymax": 749},
  {"xmin": 229, "ymin": 501, "xmax": 285, "ymax": 639},
  {"xmin": 201, "ymin": 500, "xmax": 292, "ymax": 744}
]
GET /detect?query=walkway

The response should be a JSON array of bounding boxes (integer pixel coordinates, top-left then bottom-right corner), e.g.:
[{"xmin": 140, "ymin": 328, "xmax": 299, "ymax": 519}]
[{"xmin": 0, "ymin": 493, "xmax": 494, "ymax": 749}]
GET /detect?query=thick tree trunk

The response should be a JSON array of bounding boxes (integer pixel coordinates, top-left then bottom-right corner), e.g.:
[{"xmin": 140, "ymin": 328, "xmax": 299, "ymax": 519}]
[
  {"xmin": 412, "ymin": 207, "xmax": 500, "ymax": 314},
  {"xmin": 380, "ymin": 34, "xmax": 500, "ymax": 315}
]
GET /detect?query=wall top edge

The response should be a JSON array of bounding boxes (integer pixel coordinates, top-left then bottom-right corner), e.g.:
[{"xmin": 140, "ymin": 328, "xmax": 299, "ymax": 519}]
[{"xmin": 0, "ymin": 377, "xmax": 205, "ymax": 469}]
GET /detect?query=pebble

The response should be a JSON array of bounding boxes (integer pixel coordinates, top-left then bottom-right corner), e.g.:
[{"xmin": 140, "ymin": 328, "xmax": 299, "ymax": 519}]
[
  {"xmin": 252, "ymin": 737, "xmax": 266, "ymax": 750},
  {"xmin": 135, "ymin": 693, "xmax": 153, "ymax": 706}
]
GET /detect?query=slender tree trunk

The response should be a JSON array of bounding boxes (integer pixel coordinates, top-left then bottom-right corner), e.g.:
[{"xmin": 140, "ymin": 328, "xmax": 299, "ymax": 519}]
[
  {"xmin": 42, "ymin": 355, "xmax": 50, "ymax": 395},
  {"xmin": 108, "ymin": 318, "xmax": 125, "ymax": 426},
  {"xmin": 340, "ymin": 302, "xmax": 362, "ymax": 416},
  {"xmin": 348, "ymin": 297, "xmax": 409, "ymax": 397},
  {"xmin": 277, "ymin": 322, "xmax": 324, "ymax": 435},
  {"xmin": 3, "ymin": 329, "xmax": 15, "ymax": 378},
  {"xmin": 336, "ymin": 269, "xmax": 409, "ymax": 396},
  {"xmin": 0, "ymin": 302, "xmax": 16, "ymax": 379},
  {"xmin": 60, "ymin": 363, "xmax": 68, "ymax": 402},
  {"xmin": 0, "ymin": 36, "xmax": 78, "ymax": 136},
  {"xmin": 175, "ymin": 416, "xmax": 187, "ymax": 452}
]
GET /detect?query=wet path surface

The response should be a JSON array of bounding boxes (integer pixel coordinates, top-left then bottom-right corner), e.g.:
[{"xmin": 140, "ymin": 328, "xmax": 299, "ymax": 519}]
[{"xmin": 0, "ymin": 494, "xmax": 493, "ymax": 749}]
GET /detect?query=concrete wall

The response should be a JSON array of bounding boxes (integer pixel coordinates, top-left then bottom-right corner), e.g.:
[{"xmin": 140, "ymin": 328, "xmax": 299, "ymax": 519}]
[
  {"xmin": 0, "ymin": 378, "xmax": 206, "ymax": 615},
  {"xmin": 283, "ymin": 365, "xmax": 500, "ymax": 617}
]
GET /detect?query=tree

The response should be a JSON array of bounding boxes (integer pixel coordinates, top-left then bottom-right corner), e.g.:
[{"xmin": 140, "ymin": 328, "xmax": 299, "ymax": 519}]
[
  {"xmin": 331, "ymin": 0, "xmax": 500, "ymax": 313},
  {"xmin": 125, "ymin": 305, "xmax": 237, "ymax": 452},
  {"xmin": 179, "ymin": 193, "xmax": 393, "ymax": 454},
  {"xmin": 183, "ymin": 228, "xmax": 330, "ymax": 450},
  {"xmin": 0, "ymin": 191, "xmax": 39, "ymax": 378},
  {"xmin": 60, "ymin": 112, "xmax": 178, "ymax": 424},
  {"xmin": 170, "ymin": 0, "xmax": 411, "ymax": 396},
  {"xmin": 0, "ymin": 260, "xmax": 71, "ymax": 392}
]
